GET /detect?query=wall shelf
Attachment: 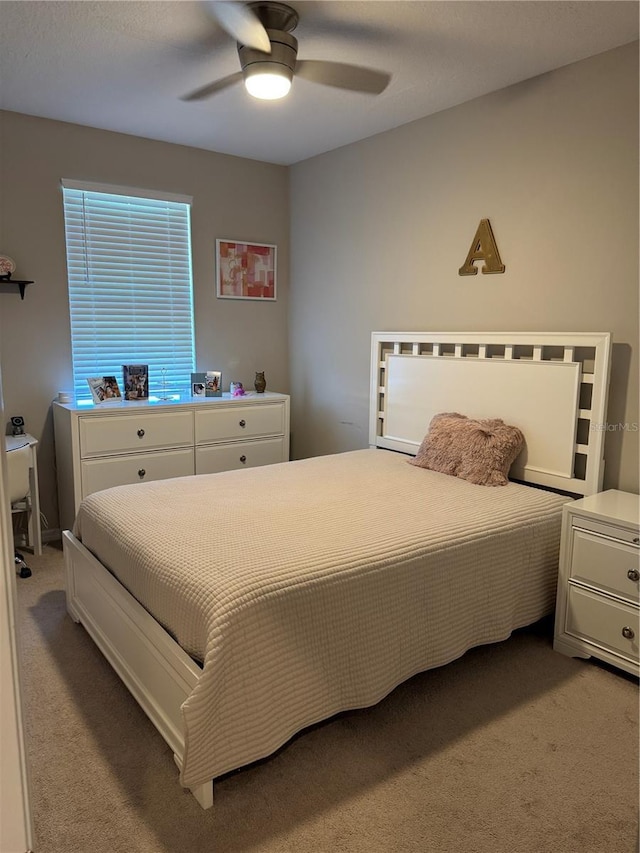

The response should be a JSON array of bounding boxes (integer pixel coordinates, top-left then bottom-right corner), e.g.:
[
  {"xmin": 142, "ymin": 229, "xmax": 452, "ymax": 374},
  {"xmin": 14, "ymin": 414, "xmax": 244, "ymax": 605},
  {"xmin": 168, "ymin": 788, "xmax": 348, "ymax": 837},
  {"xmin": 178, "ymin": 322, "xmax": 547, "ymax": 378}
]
[{"xmin": 0, "ymin": 273, "xmax": 34, "ymax": 299}]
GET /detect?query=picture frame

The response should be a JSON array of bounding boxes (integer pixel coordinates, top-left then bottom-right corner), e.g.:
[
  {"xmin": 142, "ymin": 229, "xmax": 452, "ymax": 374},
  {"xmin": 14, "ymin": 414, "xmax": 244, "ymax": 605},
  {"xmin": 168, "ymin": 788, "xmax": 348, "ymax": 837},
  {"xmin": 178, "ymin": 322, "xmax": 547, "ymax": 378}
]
[
  {"xmin": 122, "ymin": 364, "xmax": 149, "ymax": 401},
  {"xmin": 87, "ymin": 376, "xmax": 122, "ymax": 404},
  {"xmin": 205, "ymin": 370, "xmax": 222, "ymax": 397},
  {"xmin": 216, "ymin": 239, "xmax": 277, "ymax": 301},
  {"xmin": 191, "ymin": 371, "xmax": 222, "ymax": 397}
]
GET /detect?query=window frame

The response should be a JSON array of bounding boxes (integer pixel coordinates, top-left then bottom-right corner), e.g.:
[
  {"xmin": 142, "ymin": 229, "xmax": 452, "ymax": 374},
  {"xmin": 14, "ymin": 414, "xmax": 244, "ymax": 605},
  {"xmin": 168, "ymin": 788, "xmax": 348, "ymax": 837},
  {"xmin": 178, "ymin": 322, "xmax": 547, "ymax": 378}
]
[{"xmin": 61, "ymin": 179, "xmax": 196, "ymax": 403}]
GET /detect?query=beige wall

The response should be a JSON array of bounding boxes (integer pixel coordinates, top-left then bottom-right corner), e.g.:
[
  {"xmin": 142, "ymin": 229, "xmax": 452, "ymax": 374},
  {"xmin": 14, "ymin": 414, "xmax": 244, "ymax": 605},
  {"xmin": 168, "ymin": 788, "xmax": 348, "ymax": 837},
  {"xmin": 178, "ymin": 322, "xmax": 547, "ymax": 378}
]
[
  {"xmin": 289, "ymin": 42, "xmax": 639, "ymax": 494},
  {"xmin": 0, "ymin": 113, "xmax": 289, "ymax": 530},
  {"xmin": 1, "ymin": 42, "xmax": 638, "ymax": 532}
]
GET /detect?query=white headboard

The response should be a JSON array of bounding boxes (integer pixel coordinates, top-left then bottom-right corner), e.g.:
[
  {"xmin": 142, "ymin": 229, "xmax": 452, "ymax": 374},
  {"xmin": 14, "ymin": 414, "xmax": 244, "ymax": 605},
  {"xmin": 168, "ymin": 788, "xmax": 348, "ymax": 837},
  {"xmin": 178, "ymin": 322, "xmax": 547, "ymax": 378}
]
[{"xmin": 369, "ymin": 331, "xmax": 611, "ymax": 496}]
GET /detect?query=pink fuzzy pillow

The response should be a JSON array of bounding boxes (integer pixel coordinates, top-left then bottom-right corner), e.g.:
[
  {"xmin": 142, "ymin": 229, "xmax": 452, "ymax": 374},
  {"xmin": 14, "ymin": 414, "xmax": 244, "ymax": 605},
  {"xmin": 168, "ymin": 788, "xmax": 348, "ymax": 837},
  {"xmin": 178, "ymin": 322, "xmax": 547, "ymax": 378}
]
[{"xmin": 409, "ymin": 412, "xmax": 525, "ymax": 486}]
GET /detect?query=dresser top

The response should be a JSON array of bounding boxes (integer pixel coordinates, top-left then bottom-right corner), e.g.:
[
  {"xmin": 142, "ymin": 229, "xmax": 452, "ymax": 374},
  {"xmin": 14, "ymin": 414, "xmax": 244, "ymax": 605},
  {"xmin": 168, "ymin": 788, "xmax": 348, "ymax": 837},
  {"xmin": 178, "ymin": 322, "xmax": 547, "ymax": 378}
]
[
  {"xmin": 53, "ymin": 390, "xmax": 288, "ymax": 414},
  {"xmin": 567, "ymin": 489, "xmax": 639, "ymax": 528}
]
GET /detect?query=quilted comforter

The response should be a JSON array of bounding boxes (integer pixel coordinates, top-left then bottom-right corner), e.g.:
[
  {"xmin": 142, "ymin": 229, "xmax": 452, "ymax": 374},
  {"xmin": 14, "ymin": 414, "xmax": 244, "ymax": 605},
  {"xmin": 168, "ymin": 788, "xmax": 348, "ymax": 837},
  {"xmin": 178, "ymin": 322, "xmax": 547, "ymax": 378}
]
[{"xmin": 74, "ymin": 448, "xmax": 568, "ymax": 787}]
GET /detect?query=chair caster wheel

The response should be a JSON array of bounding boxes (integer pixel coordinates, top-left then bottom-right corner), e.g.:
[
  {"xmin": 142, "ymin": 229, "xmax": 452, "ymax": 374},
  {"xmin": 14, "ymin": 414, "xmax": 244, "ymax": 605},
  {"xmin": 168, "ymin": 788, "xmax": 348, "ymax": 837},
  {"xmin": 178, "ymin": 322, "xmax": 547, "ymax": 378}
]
[{"xmin": 15, "ymin": 555, "xmax": 31, "ymax": 578}]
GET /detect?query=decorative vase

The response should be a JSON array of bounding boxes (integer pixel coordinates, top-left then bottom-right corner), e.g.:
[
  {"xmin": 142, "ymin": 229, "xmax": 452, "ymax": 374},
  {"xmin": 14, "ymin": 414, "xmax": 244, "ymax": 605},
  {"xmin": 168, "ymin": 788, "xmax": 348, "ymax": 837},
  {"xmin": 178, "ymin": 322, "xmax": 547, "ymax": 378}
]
[{"xmin": 254, "ymin": 371, "xmax": 266, "ymax": 393}]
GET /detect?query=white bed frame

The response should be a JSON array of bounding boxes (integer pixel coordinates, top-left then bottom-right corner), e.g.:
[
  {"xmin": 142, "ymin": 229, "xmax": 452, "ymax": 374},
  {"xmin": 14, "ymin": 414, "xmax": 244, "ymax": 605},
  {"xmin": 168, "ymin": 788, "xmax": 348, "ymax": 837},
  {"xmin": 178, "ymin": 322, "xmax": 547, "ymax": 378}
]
[{"xmin": 63, "ymin": 331, "xmax": 611, "ymax": 809}]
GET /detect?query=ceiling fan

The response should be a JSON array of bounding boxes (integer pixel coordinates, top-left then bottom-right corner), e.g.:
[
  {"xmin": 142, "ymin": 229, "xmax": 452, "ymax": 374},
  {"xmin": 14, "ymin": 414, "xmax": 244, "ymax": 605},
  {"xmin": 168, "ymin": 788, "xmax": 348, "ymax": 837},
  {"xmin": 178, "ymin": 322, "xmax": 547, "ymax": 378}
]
[{"xmin": 182, "ymin": 1, "xmax": 391, "ymax": 102}]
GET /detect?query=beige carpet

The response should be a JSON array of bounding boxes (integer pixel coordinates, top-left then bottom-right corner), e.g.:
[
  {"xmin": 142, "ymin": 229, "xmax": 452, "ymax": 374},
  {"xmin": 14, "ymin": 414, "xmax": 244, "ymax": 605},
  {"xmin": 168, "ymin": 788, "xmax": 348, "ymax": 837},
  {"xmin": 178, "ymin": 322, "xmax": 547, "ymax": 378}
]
[{"xmin": 15, "ymin": 544, "xmax": 639, "ymax": 853}]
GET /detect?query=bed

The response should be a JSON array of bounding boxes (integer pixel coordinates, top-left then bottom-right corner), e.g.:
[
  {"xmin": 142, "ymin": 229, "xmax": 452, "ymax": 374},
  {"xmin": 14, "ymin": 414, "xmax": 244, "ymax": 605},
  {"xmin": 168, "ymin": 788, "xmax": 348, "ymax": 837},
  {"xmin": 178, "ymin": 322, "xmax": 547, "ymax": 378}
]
[{"xmin": 62, "ymin": 331, "xmax": 612, "ymax": 809}]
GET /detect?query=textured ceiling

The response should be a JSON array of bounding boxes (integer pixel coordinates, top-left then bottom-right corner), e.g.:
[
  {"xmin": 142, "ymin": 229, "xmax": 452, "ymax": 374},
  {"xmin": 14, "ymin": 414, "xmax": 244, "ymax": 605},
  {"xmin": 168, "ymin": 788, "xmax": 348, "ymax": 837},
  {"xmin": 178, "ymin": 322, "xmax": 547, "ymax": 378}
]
[{"xmin": 0, "ymin": 1, "xmax": 637, "ymax": 165}]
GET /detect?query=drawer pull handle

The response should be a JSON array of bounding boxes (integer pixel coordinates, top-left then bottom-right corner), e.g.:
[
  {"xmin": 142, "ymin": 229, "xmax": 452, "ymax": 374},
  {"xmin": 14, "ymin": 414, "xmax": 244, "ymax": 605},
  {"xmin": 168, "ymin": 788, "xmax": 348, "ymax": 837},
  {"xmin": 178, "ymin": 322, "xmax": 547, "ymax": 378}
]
[
  {"xmin": 621, "ymin": 626, "xmax": 635, "ymax": 640},
  {"xmin": 240, "ymin": 455, "xmax": 247, "ymax": 464},
  {"xmin": 634, "ymin": 537, "xmax": 640, "ymax": 544},
  {"xmin": 137, "ymin": 428, "xmax": 145, "ymax": 438},
  {"xmin": 239, "ymin": 419, "xmax": 246, "ymax": 428},
  {"xmin": 627, "ymin": 569, "xmax": 640, "ymax": 582},
  {"xmin": 138, "ymin": 468, "xmax": 146, "ymax": 479}
]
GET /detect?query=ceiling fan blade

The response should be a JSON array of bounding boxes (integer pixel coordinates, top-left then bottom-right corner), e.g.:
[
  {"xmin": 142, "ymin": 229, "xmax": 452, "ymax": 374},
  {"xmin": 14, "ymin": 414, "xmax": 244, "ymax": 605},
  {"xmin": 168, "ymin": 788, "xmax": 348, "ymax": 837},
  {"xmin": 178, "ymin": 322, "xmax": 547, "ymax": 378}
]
[
  {"xmin": 181, "ymin": 71, "xmax": 244, "ymax": 101},
  {"xmin": 295, "ymin": 60, "xmax": 390, "ymax": 95},
  {"xmin": 206, "ymin": 1, "xmax": 271, "ymax": 53}
]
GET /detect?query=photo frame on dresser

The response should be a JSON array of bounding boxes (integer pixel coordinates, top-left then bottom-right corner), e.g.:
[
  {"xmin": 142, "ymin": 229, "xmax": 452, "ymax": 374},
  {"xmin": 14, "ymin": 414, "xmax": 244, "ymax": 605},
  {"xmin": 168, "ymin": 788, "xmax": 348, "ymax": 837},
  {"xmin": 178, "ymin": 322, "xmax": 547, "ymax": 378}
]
[{"xmin": 86, "ymin": 376, "xmax": 122, "ymax": 404}]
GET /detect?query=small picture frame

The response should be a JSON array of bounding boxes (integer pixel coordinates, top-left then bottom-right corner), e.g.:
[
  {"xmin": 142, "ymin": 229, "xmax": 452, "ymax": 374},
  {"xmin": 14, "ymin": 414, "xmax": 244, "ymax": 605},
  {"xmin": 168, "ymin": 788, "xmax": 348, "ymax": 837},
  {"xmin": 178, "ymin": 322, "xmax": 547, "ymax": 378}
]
[
  {"xmin": 87, "ymin": 376, "xmax": 122, "ymax": 404},
  {"xmin": 216, "ymin": 239, "xmax": 277, "ymax": 301},
  {"xmin": 122, "ymin": 364, "xmax": 149, "ymax": 401},
  {"xmin": 205, "ymin": 371, "xmax": 222, "ymax": 397},
  {"xmin": 191, "ymin": 371, "xmax": 222, "ymax": 397}
]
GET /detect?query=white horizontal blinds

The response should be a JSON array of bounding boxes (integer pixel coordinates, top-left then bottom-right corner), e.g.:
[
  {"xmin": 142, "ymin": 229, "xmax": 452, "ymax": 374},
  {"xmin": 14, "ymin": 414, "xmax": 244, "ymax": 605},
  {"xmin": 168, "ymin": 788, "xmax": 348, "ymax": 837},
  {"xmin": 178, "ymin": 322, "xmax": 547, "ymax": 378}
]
[{"xmin": 62, "ymin": 184, "xmax": 195, "ymax": 400}]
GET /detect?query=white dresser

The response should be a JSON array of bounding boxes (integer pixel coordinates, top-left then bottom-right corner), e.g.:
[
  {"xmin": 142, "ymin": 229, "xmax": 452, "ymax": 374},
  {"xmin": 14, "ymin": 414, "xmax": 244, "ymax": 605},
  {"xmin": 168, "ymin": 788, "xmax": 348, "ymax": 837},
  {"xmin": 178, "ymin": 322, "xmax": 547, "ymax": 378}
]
[
  {"xmin": 553, "ymin": 490, "xmax": 639, "ymax": 676},
  {"xmin": 53, "ymin": 392, "xmax": 290, "ymax": 532}
]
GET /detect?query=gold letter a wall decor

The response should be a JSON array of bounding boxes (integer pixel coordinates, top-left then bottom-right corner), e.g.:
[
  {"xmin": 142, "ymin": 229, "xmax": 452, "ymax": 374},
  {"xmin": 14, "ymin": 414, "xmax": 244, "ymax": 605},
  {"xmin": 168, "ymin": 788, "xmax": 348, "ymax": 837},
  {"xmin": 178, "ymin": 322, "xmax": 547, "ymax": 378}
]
[{"xmin": 458, "ymin": 218, "xmax": 505, "ymax": 276}]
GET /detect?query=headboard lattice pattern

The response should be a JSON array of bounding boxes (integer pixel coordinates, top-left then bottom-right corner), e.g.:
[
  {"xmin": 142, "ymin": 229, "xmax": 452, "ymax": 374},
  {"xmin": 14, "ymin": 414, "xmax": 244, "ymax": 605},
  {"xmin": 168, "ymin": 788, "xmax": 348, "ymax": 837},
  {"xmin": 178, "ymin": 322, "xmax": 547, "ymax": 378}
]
[{"xmin": 369, "ymin": 332, "xmax": 611, "ymax": 496}]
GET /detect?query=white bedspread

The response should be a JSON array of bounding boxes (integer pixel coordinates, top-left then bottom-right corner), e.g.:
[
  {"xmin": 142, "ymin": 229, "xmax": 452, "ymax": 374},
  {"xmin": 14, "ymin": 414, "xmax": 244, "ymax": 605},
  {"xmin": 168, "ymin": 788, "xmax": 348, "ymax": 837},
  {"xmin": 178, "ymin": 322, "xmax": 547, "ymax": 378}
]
[{"xmin": 74, "ymin": 448, "xmax": 568, "ymax": 788}]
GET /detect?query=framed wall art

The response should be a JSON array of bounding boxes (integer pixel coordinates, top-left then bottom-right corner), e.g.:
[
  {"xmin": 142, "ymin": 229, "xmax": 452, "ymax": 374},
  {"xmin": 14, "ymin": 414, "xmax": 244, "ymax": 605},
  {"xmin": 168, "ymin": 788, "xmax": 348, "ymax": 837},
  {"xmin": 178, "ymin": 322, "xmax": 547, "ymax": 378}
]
[{"xmin": 216, "ymin": 239, "xmax": 277, "ymax": 301}]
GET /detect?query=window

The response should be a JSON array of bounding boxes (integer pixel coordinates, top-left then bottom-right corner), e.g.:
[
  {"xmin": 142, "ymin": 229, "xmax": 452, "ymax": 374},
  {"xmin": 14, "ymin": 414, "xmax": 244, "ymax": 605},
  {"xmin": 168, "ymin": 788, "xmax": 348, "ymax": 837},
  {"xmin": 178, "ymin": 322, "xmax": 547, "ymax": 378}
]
[{"xmin": 61, "ymin": 180, "xmax": 195, "ymax": 401}]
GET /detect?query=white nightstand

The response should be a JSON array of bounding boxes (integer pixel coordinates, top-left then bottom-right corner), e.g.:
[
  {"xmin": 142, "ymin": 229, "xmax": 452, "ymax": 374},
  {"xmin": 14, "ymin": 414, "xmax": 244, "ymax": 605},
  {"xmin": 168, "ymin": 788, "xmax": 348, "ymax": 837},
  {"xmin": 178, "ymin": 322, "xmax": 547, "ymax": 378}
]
[{"xmin": 554, "ymin": 490, "xmax": 639, "ymax": 676}]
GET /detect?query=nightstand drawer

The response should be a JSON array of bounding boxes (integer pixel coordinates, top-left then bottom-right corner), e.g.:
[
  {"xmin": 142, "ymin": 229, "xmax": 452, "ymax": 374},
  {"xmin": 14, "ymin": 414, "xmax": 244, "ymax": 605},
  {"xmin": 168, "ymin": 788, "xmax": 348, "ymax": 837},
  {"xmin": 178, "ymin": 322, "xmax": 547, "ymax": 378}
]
[
  {"xmin": 80, "ymin": 411, "xmax": 193, "ymax": 457},
  {"xmin": 573, "ymin": 517, "xmax": 640, "ymax": 547},
  {"xmin": 571, "ymin": 529, "xmax": 640, "ymax": 603},
  {"xmin": 195, "ymin": 437, "xmax": 286, "ymax": 474},
  {"xmin": 566, "ymin": 586, "xmax": 639, "ymax": 663},
  {"xmin": 81, "ymin": 448, "xmax": 194, "ymax": 496},
  {"xmin": 195, "ymin": 403, "xmax": 285, "ymax": 443}
]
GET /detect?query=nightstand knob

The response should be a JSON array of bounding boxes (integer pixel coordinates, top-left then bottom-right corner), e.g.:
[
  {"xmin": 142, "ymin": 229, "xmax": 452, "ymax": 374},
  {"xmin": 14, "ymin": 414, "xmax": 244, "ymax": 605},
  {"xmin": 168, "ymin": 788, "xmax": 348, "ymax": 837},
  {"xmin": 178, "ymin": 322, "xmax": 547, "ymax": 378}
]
[
  {"xmin": 239, "ymin": 419, "xmax": 246, "ymax": 428},
  {"xmin": 621, "ymin": 626, "xmax": 635, "ymax": 640},
  {"xmin": 138, "ymin": 468, "xmax": 146, "ymax": 479},
  {"xmin": 239, "ymin": 455, "xmax": 247, "ymax": 464},
  {"xmin": 634, "ymin": 537, "xmax": 640, "ymax": 544},
  {"xmin": 137, "ymin": 428, "xmax": 145, "ymax": 438},
  {"xmin": 627, "ymin": 569, "xmax": 640, "ymax": 582}
]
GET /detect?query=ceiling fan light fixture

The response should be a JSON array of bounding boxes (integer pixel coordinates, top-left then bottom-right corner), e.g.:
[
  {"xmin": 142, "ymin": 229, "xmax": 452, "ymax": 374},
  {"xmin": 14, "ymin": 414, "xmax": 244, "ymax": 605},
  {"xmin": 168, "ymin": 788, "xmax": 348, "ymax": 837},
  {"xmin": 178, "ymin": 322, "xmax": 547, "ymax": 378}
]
[
  {"xmin": 239, "ymin": 28, "xmax": 297, "ymax": 100},
  {"xmin": 244, "ymin": 65, "xmax": 293, "ymax": 99},
  {"xmin": 182, "ymin": 3, "xmax": 391, "ymax": 104}
]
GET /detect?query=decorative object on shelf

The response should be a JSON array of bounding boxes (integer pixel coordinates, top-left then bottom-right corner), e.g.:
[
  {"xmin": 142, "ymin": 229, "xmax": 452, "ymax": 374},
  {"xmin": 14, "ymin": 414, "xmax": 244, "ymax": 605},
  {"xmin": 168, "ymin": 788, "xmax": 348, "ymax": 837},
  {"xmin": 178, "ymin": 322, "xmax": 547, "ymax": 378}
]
[
  {"xmin": 122, "ymin": 364, "xmax": 149, "ymax": 401},
  {"xmin": 230, "ymin": 382, "xmax": 246, "ymax": 397},
  {"xmin": 0, "ymin": 255, "xmax": 16, "ymax": 276},
  {"xmin": 87, "ymin": 376, "xmax": 122, "ymax": 404},
  {"xmin": 0, "ymin": 254, "xmax": 34, "ymax": 299},
  {"xmin": 254, "ymin": 371, "xmax": 266, "ymax": 393},
  {"xmin": 458, "ymin": 218, "xmax": 505, "ymax": 276},
  {"xmin": 216, "ymin": 239, "xmax": 277, "ymax": 301}
]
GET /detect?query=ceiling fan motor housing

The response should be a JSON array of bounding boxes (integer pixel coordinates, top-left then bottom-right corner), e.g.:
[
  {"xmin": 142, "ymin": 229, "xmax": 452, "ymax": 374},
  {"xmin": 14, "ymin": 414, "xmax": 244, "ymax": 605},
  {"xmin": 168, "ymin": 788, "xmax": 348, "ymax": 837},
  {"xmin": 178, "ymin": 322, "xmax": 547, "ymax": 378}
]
[
  {"xmin": 248, "ymin": 2, "xmax": 299, "ymax": 33},
  {"xmin": 238, "ymin": 30, "xmax": 299, "ymax": 84}
]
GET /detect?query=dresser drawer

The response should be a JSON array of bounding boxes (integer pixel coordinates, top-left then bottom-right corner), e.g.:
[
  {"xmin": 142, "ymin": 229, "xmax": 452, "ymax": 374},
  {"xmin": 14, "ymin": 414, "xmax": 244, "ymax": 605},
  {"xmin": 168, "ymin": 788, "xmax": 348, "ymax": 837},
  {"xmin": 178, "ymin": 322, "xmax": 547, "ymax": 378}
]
[
  {"xmin": 195, "ymin": 437, "xmax": 286, "ymax": 474},
  {"xmin": 195, "ymin": 403, "xmax": 285, "ymax": 444},
  {"xmin": 566, "ymin": 586, "xmax": 639, "ymax": 664},
  {"xmin": 81, "ymin": 448, "xmax": 194, "ymax": 496},
  {"xmin": 571, "ymin": 529, "xmax": 640, "ymax": 603},
  {"xmin": 80, "ymin": 411, "xmax": 193, "ymax": 457}
]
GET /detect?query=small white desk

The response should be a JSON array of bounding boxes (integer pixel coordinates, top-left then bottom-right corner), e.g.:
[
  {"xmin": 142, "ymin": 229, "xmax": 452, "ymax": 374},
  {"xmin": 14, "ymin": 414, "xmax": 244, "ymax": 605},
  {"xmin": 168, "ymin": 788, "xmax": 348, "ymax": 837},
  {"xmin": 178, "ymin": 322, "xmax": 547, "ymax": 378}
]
[{"xmin": 5, "ymin": 433, "xmax": 42, "ymax": 556}]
